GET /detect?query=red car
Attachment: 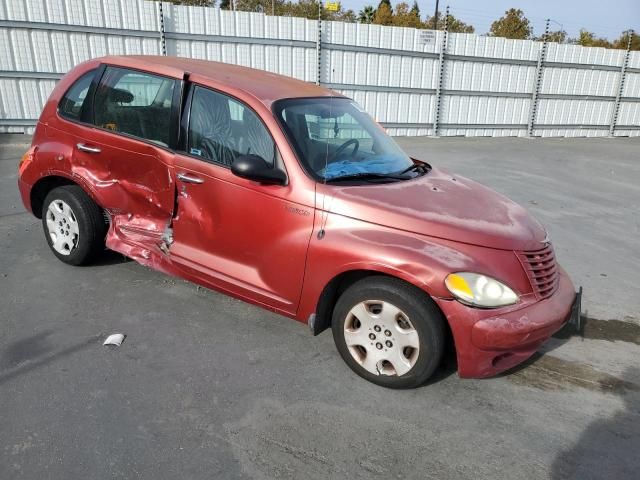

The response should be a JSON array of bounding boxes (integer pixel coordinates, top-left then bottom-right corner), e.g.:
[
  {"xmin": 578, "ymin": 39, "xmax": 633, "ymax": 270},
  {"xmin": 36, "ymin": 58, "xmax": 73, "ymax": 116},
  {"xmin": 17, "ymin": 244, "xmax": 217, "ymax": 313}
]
[{"xmin": 18, "ymin": 56, "xmax": 579, "ymax": 388}]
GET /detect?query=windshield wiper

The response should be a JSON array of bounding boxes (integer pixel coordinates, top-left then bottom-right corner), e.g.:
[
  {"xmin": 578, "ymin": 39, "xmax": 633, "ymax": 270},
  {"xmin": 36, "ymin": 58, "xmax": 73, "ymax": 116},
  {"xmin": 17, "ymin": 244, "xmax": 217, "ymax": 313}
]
[
  {"xmin": 400, "ymin": 162, "xmax": 431, "ymax": 175},
  {"xmin": 325, "ymin": 172, "xmax": 411, "ymax": 183}
]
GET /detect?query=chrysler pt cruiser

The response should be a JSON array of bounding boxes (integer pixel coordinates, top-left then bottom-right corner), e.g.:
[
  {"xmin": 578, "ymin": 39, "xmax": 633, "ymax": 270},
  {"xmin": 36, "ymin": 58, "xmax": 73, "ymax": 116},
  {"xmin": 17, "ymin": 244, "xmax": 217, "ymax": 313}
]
[{"xmin": 18, "ymin": 56, "xmax": 579, "ymax": 388}]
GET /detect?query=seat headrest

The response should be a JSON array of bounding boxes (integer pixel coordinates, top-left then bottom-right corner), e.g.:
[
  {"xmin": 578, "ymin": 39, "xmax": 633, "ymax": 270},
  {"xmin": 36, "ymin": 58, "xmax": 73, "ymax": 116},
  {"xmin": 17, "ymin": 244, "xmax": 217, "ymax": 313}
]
[{"xmin": 108, "ymin": 88, "xmax": 134, "ymax": 104}]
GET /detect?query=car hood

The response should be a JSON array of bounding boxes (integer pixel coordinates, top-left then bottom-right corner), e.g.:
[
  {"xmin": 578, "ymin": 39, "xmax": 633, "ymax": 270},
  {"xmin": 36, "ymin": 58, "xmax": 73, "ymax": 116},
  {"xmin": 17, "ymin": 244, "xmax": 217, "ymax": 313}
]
[{"xmin": 317, "ymin": 167, "xmax": 547, "ymax": 251}]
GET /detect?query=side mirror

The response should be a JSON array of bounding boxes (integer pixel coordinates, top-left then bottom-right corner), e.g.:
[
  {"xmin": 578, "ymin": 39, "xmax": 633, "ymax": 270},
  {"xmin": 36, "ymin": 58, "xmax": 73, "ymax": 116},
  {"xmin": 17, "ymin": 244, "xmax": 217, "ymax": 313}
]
[{"xmin": 231, "ymin": 154, "xmax": 287, "ymax": 185}]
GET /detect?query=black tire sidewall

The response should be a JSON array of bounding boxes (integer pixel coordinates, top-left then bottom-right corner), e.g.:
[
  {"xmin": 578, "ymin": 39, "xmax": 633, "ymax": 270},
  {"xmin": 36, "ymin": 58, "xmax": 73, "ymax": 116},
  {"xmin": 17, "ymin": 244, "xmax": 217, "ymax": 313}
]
[
  {"xmin": 332, "ymin": 277, "xmax": 445, "ymax": 389},
  {"xmin": 41, "ymin": 186, "xmax": 104, "ymax": 266}
]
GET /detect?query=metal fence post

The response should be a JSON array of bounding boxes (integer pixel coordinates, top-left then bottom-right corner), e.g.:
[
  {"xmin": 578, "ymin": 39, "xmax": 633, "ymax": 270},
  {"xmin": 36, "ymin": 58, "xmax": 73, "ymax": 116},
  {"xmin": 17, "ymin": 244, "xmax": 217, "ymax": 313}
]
[
  {"xmin": 158, "ymin": 1, "xmax": 167, "ymax": 56},
  {"xmin": 527, "ymin": 19, "xmax": 550, "ymax": 137},
  {"xmin": 432, "ymin": 5, "xmax": 449, "ymax": 136},
  {"xmin": 316, "ymin": 2, "xmax": 322, "ymax": 86},
  {"xmin": 609, "ymin": 30, "xmax": 634, "ymax": 136}
]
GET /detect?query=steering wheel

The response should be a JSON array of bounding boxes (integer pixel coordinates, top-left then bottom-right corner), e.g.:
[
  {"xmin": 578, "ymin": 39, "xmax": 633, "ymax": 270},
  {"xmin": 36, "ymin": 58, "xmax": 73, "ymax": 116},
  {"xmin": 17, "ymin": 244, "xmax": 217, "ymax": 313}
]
[{"xmin": 328, "ymin": 138, "xmax": 359, "ymax": 163}]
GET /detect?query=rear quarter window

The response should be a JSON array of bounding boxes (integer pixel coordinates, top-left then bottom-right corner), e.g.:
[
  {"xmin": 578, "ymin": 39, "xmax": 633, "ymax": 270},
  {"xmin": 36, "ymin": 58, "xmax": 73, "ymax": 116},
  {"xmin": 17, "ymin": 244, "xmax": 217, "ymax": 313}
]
[{"xmin": 58, "ymin": 69, "xmax": 96, "ymax": 121}]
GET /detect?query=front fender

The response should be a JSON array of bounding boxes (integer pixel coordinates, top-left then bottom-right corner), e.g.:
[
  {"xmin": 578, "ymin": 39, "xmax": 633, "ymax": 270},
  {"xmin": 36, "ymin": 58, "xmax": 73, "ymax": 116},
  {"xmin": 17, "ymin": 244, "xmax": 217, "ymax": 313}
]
[{"xmin": 296, "ymin": 212, "xmax": 531, "ymax": 323}]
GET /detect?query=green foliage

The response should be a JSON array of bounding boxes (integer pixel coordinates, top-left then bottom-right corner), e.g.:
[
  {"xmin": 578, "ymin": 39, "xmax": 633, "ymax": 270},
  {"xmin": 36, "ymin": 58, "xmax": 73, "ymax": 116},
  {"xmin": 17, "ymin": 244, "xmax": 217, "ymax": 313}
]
[
  {"xmin": 165, "ymin": 0, "xmax": 481, "ymax": 32},
  {"xmin": 613, "ymin": 31, "xmax": 639, "ymax": 51},
  {"xmin": 235, "ymin": 0, "xmax": 285, "ymax": 14},
  {"xmin": 534, "ymin": 30, "xmax": 567, "ymax": 44},
  {"xmin": 576, "ymin": 29, "xmax": 613, "ymax": 48},
  {"xmin": 423, "ymin": 13, "xmax": 474, "ymax": 33},
  {"xmin": 392, "ymin": 2, "xmax": 422, "ymax": 28},
  {"xmin": 377, "ymin": 0, "xmax": 392, "ymax": 12},
  {"xmin": 358, "ymin": 5, "xmax": 376, "ymax": 24},
  {"xmin": 153, "ymin": 0, "xmax": 638, "ymax": 52},
  {"xmin": 373, "ymin": 2, "xmax": 394, "ymax": 25},
  {"xmin": 490, "ymin": 8, "xmax": 532, "ymax": 39},
  {"xmin": 246, "ymin": 0, "xmax": 351, "ymax": 21},
  {"xmin": 166, "ymin": 0, "xmax": 216, "ymax": 6},
  {"xmin": 409, "ymin": 0, "xmax": 419, "ymax": 17}
]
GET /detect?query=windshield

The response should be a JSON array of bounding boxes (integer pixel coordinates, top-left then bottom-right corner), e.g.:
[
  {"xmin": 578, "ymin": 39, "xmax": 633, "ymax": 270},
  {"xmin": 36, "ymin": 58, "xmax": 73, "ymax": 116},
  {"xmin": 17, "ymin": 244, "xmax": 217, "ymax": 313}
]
[{"xmin": 274, "ymin": 97, "xmax": 414, "ymax": 182}]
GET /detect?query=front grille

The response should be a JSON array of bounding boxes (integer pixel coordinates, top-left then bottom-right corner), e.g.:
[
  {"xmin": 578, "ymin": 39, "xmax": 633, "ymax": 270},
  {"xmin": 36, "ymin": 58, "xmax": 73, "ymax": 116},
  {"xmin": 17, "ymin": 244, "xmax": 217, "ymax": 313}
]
[{"xmin": 517, "ymin": 243, "xmax": 558, "ymax": 299}]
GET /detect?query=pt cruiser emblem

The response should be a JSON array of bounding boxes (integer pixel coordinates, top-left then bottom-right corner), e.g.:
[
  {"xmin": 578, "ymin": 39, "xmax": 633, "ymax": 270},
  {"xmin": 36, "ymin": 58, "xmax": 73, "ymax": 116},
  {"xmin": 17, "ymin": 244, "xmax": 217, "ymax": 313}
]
[{"xmin": 285, "ymin": 205, "xmax": 311, "ymax": 216}]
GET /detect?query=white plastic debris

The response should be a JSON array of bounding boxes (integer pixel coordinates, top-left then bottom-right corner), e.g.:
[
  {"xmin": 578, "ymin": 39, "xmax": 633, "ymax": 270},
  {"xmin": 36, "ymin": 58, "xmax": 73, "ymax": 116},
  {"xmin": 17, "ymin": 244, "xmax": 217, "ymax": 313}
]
[{"xmin": 103, "ymin": 333, "xmax": 125, "ymax": 347}]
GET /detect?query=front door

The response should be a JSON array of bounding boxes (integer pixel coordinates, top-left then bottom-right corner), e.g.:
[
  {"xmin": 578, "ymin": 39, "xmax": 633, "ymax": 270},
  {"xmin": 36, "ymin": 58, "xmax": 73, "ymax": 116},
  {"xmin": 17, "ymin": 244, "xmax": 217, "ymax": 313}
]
[{"xmin": 169, "ymin": 85, "xmax": 314, "ymax": 314}]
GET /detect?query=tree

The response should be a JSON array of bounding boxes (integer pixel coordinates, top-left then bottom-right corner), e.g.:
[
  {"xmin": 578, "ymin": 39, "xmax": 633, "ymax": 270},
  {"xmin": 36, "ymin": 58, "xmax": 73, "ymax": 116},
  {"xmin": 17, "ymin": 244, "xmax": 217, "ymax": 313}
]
[
  {"xmin": 490, "ymin": 8, "xmax": 532, "ymax": 39},
  {"xmin": 334, "ymin": 7, "xmax": 357, "ymax": 22},
  {"xmin": 235, "ymin": 0, "xmax": 286, "ymax": 13},
  {"xmin": 392, "ymin": 2, "xmax": 422, "ymax": 28},
  {"xmin": 373, "ymin": 2, "xmax": 393, "ymax": 25},
  {"xmin": 613, "ymin": 30, "xmax": 640, "ymax": 51},
  {"xmin": 278, "ymin": 0, "xmax": 355, "ymax": 21},
  {"xmin": 423, "ymin": 13, "xmax": 475, "ymax": 33},
  {"xmin": 576, "ymin": 29, "xmax": 613, "ymax": 49},
  {"xmin": 165, "ymin": 0, "xmax": 216, "ymax": 5},
  {"xmin": 409, "ymin": 0, "xmax": 420, "ymax": 17},
  {"xmin": 534, "ymin": 29, "xmax": 567, "ymax": 43},
  {"xmin": 358, "ymin": 5, "xmax": 376, "ymax": 24},
  {"xmin": 377, "ymin": 0, "xmax": 392, "ymax": 12}
]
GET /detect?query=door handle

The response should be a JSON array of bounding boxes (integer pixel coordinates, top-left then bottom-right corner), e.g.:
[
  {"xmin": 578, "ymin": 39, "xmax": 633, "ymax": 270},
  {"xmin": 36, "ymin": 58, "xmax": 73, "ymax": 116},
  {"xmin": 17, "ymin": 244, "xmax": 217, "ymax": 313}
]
[
  {"xmin": 76, "ymin": 143, "xmax": 101, "ymax": 154},
  {"xmin": 177, "ymin": 172, "xmax": 204, "ymax": 184}
]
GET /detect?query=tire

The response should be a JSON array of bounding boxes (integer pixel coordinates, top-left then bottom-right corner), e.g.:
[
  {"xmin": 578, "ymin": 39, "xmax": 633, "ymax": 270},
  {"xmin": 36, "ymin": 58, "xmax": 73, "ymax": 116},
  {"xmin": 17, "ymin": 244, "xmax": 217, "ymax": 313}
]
[
  {"xmin": 332, "ymin": 276, "xmax": 445, "ymax": 389},
  {"xmin": 41, "ymin": 185, "xmax": 107, "ymax": 266}
]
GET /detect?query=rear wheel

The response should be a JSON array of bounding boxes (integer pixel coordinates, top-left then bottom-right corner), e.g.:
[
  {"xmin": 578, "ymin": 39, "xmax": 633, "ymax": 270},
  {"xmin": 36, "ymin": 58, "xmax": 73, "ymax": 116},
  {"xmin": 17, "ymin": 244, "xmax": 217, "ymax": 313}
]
[
  {"xmin": 42, "ymin": 185, "xmax": 107, "ymax": 265},
  {"xmin": 332, "ymin": 276, "xmax": 445, "ymax": 389}
]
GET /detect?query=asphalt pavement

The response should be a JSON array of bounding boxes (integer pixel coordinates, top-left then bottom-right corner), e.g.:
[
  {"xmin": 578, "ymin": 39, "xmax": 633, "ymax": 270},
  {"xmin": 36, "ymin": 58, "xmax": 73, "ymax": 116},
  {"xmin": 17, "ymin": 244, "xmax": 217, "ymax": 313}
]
[{"xmin": 1, "ymin": 134, "xmax": 639, "ymax": 479}]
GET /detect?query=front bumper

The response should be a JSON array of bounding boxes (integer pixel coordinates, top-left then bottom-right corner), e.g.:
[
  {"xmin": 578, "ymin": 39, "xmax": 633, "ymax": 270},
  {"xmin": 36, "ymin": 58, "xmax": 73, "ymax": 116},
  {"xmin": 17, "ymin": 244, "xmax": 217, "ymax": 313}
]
[{"xmin": 436, "ymin": 266, "xmax": 577, "ymax": 378}]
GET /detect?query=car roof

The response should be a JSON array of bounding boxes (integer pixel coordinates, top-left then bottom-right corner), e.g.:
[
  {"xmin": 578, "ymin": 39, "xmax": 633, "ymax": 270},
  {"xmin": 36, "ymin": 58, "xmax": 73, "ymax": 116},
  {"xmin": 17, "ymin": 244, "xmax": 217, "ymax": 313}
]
[{"xmin": 100, "ymin": 55, "xmax": 344, "ymax": 107}]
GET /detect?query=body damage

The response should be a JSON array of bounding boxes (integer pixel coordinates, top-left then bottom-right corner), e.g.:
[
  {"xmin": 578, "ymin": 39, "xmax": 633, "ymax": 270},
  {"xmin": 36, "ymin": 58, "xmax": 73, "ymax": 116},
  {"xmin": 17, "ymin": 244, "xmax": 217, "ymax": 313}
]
[
  {"xmin": 19, "ymin": 55, "xmax": 577, "ymax": 380},
  {"xmin": 22, "ymin": 57, "xmax": 319, "ymax": 317}
]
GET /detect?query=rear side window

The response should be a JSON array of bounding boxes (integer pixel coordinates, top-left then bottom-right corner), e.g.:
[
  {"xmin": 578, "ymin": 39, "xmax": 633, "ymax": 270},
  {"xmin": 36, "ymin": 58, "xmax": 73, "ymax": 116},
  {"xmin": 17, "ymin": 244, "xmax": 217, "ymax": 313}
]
[
  {"xmin": 93, "ymin": 67, "xmax": 176, "ymax": 146},
  {"xmin": 58, "ymin": 69, "xmax": 96, "ymax": 121}
]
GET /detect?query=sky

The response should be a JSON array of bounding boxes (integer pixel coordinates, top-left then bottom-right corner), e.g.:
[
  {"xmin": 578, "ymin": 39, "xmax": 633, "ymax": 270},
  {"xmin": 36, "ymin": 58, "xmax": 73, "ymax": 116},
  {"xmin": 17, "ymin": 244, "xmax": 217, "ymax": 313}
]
[{"xmin": 343, "ymin": 0, "xmax": 640, "ymax": 40}]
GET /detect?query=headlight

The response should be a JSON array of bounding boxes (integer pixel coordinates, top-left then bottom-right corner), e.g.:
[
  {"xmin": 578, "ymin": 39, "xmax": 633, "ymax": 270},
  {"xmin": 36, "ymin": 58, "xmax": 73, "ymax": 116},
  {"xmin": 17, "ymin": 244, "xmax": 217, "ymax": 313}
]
[{"xmin": 445, "ymin": 272, "xmax": 518, "ymax": 308}]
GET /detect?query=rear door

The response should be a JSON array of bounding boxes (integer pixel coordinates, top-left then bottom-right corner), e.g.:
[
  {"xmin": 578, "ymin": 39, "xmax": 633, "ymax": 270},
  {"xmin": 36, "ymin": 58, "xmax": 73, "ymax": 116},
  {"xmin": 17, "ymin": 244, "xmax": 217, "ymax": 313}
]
[{"xmin": 70, "ymin": 66, "xmax": 180, "ymax": 256}]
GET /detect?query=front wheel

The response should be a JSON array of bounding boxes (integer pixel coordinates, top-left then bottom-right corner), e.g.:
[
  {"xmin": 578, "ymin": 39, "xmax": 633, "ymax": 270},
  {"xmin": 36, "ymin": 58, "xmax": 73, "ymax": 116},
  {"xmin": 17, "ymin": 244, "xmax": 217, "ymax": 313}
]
[
  {"xmin": 42, "ymin": 185, "xmax": 107, "ymax": 265},
  {"xmin": 332, "ymin": 276, "xmax": 445, "ymax": 389}
]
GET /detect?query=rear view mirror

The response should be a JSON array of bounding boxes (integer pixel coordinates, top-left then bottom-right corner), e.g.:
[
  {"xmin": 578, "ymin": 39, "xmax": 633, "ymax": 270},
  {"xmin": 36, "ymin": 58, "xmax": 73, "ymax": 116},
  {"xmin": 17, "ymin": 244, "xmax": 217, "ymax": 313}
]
[{"xmin": 231, "ymin": 154, "xmax": 287, "ymax": 185}]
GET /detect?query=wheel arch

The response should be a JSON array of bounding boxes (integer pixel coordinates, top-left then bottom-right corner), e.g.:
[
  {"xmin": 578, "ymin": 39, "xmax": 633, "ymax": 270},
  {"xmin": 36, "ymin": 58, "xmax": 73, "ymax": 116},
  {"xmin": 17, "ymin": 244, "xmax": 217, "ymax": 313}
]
[
  {"xmin": 308, "ymin": 266, "xmax": 446, "ymax": 336},
  {"xmin": 30, "ymin": 174, "xmax": 100, "ymax": 219}
]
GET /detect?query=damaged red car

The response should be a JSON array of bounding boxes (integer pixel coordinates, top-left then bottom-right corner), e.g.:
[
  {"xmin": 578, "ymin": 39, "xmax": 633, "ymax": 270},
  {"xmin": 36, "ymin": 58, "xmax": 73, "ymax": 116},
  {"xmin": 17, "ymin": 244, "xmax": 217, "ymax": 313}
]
[{"xmin": 18, "ymin": 56, "xmax": 580, "ymax": 388}]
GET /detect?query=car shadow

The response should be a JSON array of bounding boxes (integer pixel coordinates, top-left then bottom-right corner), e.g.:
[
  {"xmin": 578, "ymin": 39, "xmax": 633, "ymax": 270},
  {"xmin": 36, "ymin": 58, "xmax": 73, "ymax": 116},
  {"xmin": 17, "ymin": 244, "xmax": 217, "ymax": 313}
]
[
  {"xmin": 89, "ymin": 249, "xmax": 131, "ymax": 266},
  {"xmin": 549, "ymin": 366, "xmax": 640, "ymax": 479},
  {"xmin": 416, "ymin": 345, "xmax": 459, "ymax": 388},
  {"xmin": 0, "ymin": 332, "xmax": 99, "ymax": 386},
  {"xmin": 0, "ymin": 330, "xmax": 54, "ymax": 368}
]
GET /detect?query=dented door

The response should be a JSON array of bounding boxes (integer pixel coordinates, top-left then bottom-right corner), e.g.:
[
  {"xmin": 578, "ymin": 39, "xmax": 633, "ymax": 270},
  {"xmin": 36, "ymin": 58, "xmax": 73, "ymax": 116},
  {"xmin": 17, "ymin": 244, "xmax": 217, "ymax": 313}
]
[
  {"xmin": 70, "ymin": 128, "xmax": 175, "ymax": 267},
  {"xmin": 80, "ymin": 66, "xmax": 180, "ymax": 269},
  {"xmin": 168, "ymin": 153, "xmax": 314, "ymax": 314}
]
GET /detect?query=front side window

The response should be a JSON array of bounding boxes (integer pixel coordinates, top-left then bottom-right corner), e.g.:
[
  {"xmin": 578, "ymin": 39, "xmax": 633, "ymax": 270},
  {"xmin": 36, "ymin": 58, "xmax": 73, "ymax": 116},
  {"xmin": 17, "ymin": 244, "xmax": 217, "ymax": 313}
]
[
  {"xmin": 187, "ymin": 86, "xmax": 276, "ymax": 167},
  {"xmin": 58, "ymin": 69, "xmax": 96, "ymax": 121},
  {"xmin": 274, "ymin": 98, "xmax": 413, "ymax": 181},
  {"xmin": 93, "ymin": 66, "xmax": 176, "ymax": 146}
]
